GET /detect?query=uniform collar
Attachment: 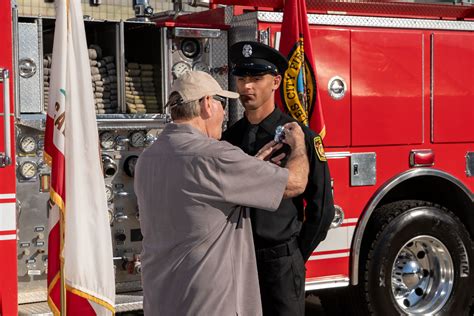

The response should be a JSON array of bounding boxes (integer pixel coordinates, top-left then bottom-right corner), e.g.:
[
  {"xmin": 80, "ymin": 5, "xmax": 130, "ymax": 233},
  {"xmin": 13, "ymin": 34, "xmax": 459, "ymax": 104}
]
[{"xmin": 244, "ymin": 107, "xmax": 283, "ymax": 135}]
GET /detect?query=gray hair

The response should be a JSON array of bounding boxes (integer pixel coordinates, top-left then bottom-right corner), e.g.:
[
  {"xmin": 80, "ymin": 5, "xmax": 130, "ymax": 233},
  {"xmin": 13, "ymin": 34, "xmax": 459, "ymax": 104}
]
[{"xmin": 167, "ymin": 92, "xmax": 201, "ymax": 121}]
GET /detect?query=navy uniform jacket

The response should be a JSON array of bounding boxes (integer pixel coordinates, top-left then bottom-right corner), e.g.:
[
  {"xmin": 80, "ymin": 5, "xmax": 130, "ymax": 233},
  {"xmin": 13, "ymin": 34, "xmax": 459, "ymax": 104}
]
[{"xmin": 222, "ymin": 107, "xmax": 335, "ymax": 261}]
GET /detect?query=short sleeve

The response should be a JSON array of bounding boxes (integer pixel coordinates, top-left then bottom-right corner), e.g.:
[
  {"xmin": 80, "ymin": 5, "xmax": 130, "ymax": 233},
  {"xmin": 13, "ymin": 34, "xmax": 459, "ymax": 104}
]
[{"xmin": 214, "ymin": 142, "xmax": 288, "ymax": 211}]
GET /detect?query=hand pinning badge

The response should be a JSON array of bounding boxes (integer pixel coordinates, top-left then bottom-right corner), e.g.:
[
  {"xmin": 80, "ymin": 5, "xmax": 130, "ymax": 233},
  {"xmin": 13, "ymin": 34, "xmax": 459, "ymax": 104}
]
[{"xmin": 274, "ymin": 125, "xmax": 286, "ymax": 143}]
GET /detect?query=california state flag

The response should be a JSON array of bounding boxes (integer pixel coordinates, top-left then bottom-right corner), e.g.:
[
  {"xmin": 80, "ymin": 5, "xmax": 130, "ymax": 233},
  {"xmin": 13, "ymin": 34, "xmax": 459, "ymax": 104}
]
[{"xmin": 44, "ymin": 0, "xmax": 115, "ymax": 314}]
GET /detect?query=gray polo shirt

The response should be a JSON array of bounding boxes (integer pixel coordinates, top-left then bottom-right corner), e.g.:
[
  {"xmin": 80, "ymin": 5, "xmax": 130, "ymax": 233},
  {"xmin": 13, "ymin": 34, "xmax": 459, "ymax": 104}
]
[{"xmin": 135, "ymin": 123, "xmax": 288, "ymax": 316}]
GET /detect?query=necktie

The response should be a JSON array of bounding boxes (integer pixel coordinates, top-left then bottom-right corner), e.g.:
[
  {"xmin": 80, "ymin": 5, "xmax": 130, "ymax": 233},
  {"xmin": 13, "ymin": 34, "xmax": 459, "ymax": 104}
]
[{"xmin": 242, "ymin": 124, "xmax": 259, "ymax": 155}]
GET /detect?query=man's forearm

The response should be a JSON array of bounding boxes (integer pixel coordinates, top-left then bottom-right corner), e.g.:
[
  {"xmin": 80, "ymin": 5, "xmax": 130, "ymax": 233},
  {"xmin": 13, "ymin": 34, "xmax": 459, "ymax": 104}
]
[{"xmin": 283, "ymin": 146, "xmax": 309, "ymax": 198}]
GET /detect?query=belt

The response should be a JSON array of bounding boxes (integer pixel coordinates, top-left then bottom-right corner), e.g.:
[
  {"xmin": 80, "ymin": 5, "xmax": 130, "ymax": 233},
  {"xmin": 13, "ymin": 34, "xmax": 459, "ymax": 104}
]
[{"xmin": 255, "ymin": 238, "xmax": 299, "ymax": 261}]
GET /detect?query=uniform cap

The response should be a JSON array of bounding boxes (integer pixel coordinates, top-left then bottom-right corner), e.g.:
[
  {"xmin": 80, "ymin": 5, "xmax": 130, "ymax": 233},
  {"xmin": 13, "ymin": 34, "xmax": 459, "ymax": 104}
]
[
  {"xmin": 169, "ymin": 71, "xmax": 239, "ymax": 104},
  {"xmin": 229, "ymin": 41, "xmax": 288, "ymax": 76}
]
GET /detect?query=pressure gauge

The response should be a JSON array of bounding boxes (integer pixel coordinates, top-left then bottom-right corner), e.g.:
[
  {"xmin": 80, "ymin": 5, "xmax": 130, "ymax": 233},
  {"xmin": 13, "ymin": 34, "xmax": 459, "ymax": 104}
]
[
  {"xmin": 19, "ymin": 161, "xmax": 38, "ymax": 180},
  {"xmin": 19, "ymin": 136, "xmax": 37, "ymax": 154},
  {"xmin": 105, "ymin": 185, "xmax": 114, "ymax": 202},
  {"xmin": 108, "ymin": 209, "xmax": 114, "ymax": 226},
  {"xmin": 100, "ymin": 131, "xmax": 115, "ymax": 150},
  {"xmin": 192, "ymin": 62, "xmax": 210, "ymax": 73},
  {"xmin": 171, "ymin": 62, "xmax": 191, "ymax": 79},
  {"xmin": 124, "ymin": 155, "xmax": 139, "ymax": 177},
  {"xmin": 129, "ymin": 131, "xmax": 145, "ymax": 148}
]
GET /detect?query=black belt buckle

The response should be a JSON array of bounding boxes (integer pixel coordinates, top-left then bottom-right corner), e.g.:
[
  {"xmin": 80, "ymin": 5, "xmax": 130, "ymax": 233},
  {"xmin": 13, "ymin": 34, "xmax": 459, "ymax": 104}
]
[{"xmin": 256, "ymin": 238, "xmax": 299, "ymax": 261}]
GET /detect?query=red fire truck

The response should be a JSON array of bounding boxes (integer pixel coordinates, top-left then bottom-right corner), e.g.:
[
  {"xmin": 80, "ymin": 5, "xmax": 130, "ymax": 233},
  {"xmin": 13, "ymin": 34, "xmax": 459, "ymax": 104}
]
[{"xmin": 1, "ymin": 0, "xmax": 473, "ymax": 315}]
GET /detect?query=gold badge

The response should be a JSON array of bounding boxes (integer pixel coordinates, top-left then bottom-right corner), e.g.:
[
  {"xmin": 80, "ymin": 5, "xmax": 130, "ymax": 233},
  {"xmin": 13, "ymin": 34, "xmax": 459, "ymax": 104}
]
[{"xmin": 313, "ymin": 135, "xmax": 327, "ymax": 162}]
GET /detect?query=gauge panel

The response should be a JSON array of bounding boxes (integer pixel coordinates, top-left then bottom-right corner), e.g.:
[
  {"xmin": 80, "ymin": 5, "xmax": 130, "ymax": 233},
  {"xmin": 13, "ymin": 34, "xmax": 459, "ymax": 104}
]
[
  {"xmin": 108, "ymin": 209, "xmax": 114, "ymax": 226},
  {"xmin": 100, "ymin": 131, "xmax": 116, "ymax": 150},
  {"xmin": 19, "ymin": 136, "xmax": 37, "ymax": 154},
  {"xmin": 19, "ymin": 161, "xmax": 38, "ymax": 180},
  {"xmin": 171, "ymin": 61, "xmax": 191, "ymax": 80},
  {"xmin": 129, "ymin": 131, "xmax": 146, "ymax": 148},
  {"xmin": 105, "ymin": 185, "xmax": 114, "ymax": 202}
]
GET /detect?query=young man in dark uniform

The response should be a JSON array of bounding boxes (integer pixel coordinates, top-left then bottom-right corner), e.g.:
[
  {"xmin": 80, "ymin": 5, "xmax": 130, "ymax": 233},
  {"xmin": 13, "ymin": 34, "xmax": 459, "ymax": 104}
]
[{"xmin": 223, "ymin": 41, "xmax": 335, "ymax": 315}]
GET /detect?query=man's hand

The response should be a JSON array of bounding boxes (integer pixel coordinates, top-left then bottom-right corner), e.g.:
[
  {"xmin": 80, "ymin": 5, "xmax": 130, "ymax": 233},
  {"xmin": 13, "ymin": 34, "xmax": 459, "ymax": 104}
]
[
  {"xmin": 281, "ymin": 122, "xmax": 305, "ymax": 151},
  {"xmin": 255, "ymin": 140, "xmax": 283, "ymax": 161}
]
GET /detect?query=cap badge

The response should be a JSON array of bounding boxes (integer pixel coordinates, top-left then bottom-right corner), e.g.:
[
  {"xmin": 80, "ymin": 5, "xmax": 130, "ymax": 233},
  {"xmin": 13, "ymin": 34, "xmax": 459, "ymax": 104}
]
[{"xmin": 242, "ymin": 44, "xmax": 253, "ymax": 58}]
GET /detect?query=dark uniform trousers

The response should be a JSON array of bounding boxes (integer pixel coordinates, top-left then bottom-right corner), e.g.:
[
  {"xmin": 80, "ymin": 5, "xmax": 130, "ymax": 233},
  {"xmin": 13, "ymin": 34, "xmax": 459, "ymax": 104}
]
[{"xmin": 256, "ymin": 238, "xmax": 306, "ymax": 316}]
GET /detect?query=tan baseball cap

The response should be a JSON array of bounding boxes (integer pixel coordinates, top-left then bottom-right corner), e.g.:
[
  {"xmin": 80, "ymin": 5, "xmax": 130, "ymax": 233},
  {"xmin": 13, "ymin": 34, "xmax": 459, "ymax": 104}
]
[{"xmin": 169, "ymin": 71, "xmax": 239, "ymax": 103}]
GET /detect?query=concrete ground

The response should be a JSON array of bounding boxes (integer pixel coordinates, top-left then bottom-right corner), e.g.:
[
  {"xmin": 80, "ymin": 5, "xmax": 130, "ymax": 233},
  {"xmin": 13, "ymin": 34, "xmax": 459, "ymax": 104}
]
[
  {"xmin": 305, "ymin": 294, "xmax": 326, "ymax": 315},
  {"xmin": 116, "ymin": 295, "xmax": 326, "ymax": 316}
]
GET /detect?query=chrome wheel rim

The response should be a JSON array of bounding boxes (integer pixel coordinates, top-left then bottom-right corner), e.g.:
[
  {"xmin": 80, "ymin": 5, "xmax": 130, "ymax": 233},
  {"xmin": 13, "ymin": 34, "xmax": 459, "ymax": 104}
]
[{"xmin": 391, "ymin": 235, "xmax": 454, "ymax": 314}]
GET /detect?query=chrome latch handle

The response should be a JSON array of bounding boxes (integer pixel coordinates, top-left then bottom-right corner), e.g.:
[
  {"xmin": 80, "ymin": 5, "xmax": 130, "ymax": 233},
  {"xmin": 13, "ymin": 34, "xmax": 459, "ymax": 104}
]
[{"xmin": 0, "ymin": 68, "xmax": 12, "ymax": 167}]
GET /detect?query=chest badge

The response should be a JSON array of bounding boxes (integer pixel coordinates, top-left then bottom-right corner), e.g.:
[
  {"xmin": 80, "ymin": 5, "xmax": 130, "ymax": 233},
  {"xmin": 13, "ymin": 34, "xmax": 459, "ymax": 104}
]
[
  {"xmin": 313, "ymin": 135, "xmax": 327, "ymax": 162},
  {"xmin": 242, "ymin": 44, "xmax": 253, "ymax": 58}
]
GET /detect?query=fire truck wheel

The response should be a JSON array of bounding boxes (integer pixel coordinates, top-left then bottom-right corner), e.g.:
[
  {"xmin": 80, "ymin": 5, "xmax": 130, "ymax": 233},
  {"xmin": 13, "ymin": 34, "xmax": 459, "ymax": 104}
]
[{"xmin": 363, "ymin": 200, "xmax": 474, "ymax": 315}]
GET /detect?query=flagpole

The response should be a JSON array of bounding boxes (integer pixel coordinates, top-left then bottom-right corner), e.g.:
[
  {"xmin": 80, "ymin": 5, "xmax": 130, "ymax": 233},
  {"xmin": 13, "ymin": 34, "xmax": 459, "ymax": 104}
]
[
  {"xmin": 61, "ymin": 1, "xmax": 69, "ymax": 314},
  {"xmin": 60, "ymin": 210, "xmax": 66, "ymax": 315}
]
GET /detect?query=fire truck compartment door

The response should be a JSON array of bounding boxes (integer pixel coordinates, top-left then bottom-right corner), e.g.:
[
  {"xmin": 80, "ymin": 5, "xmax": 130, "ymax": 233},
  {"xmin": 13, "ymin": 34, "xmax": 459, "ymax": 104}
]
[
  {"xmin": 351, "ymin": 30, "xmax": 424, "ymax": 146},
  {"xmin": 432, "ymin": 32, "xmax": 474, "ymax": 143},
  {"xmin": 311, "ymin": 27, "xmax": 350, "ymax": 147}
]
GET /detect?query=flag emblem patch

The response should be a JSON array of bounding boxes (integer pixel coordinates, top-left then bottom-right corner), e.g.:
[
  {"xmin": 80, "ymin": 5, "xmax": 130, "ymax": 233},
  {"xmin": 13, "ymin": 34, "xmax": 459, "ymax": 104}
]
[{"xmin": 313, "ymin": 135, "xmax": 327, "ymax": 162}]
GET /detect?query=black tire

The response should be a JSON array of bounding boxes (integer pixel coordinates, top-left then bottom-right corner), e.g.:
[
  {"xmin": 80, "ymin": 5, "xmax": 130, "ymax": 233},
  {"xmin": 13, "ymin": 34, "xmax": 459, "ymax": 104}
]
[{"xmin": 320, "ymin": 200, "xmax": 474, "ymax": 316}]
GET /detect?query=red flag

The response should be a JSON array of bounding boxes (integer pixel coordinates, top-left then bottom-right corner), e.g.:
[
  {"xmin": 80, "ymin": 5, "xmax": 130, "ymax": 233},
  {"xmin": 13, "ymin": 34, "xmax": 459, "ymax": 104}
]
[
  {"xmin": 277, "ymin": 0, "xmax": 326, "ymax": 138},
  {"xmin": 45, "ymin": 0, "xmax": 115, "ymax": 315}
]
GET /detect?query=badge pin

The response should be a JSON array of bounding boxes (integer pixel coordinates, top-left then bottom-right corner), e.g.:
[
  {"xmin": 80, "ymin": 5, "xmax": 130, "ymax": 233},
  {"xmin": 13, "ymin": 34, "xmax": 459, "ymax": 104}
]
[{"xmin": 242, "ymin": 44, "xmax": 253, "ymax": 58}]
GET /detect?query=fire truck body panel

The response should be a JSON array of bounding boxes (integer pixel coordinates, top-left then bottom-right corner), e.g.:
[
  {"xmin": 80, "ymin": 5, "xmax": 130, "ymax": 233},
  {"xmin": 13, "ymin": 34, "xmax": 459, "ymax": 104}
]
[
  {"xmin": 433, "ymin": 32, "xmax": 474, "ymax": 143},
  {"xmin": 0, "ymin": 1, "xmax": 18, "ymax": 315},
  {"xmin": 247, "ymin": 8, "xmax": 474, "ymax": 299}
]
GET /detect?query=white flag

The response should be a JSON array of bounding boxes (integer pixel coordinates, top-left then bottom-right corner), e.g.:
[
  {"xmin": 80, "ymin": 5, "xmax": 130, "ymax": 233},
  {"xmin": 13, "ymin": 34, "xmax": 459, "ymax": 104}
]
[{"xmin": 45, "ymin": 0, "xmax": 115, "ymax": 314}]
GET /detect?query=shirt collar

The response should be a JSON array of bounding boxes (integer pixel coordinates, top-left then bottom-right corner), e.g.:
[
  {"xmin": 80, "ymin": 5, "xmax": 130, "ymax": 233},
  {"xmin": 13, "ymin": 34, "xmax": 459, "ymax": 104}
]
[
  {"xmin": 243, "ymin": 107, "xmax": 283, "ymax": 135},
  {"xmin": 164, "ymin": 122, "xmax": 206, "ymax": 137}
]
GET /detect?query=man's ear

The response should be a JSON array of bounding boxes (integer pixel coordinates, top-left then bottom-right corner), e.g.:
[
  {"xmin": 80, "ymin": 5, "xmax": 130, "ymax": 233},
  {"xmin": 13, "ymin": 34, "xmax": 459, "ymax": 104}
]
[
  {"xmin": 200, "ymin": 96, "xmax": 212, "ymax": 119},
  {"xmin": 273, "ymin": 75, "xmax": 282, "ymax": 90}
]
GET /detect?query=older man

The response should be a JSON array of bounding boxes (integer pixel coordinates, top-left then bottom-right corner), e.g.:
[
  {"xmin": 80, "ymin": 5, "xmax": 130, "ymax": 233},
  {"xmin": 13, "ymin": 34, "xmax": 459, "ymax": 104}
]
[{"xmin": 135, "ymin": 71, "xmax": 309, "ymax": 315}]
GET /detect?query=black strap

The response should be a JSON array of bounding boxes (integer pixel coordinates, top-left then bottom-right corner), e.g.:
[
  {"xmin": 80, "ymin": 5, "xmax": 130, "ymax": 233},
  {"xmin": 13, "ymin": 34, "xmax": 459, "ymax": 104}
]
[{"xmin": 256, "ymin": 238, "xmax": 299, "ymax": 261}]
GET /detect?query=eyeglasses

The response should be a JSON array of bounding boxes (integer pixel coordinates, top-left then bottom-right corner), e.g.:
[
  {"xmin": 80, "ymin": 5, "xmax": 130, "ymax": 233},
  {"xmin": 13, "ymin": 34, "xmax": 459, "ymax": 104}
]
[
  {"xmin": 212, "ymin": 95, "xmax": 227, "ymax": 110},
  {"xmin": 199, "ymin": 95, "xmax": 228, "ymax": 109}
]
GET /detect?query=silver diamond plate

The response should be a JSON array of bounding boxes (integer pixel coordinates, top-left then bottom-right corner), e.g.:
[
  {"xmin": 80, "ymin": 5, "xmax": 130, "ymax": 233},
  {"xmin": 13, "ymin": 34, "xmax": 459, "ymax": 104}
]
[
  {"xmin": 19, "ymin": 22, "xmax": 43, "ymax": 113},
  {"xmin": 18, "ymin": 293, "xmax": 143, "ymax": 315},
  {"xmin": 18, "ymin": 289, "xmax": 47, "ymax": 305},
  {"xmin": 230, "ymin": 11, "xmax": 259, "ymax": 43},
  {"xmin": 115, "ymin": 292, "xmax": 144, "ymax": 313},
  {"xmin": 227, "ymin": 12, "xmax": 259, "ymax": 125},
  {"xmin": 258, "ymin": 12, "xmax": 474, "ymax": 31},
  {"xmin": 210, "ymin": 31, "xmax": 229, "ymax": 90},
  {"xmin": 224, "ymin": 5, "xmax": 234, "ymax": 25},
  {"xmin": 210, "ymin": 31, "xmax": 230, "ymax": 126},
  {"xmin": 96, "ymin": 114, "xmax": 168, "ymax": 130},
  {"xmin": 18, "ymin": 301, "xmax": 52, "ymax": 316}
]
